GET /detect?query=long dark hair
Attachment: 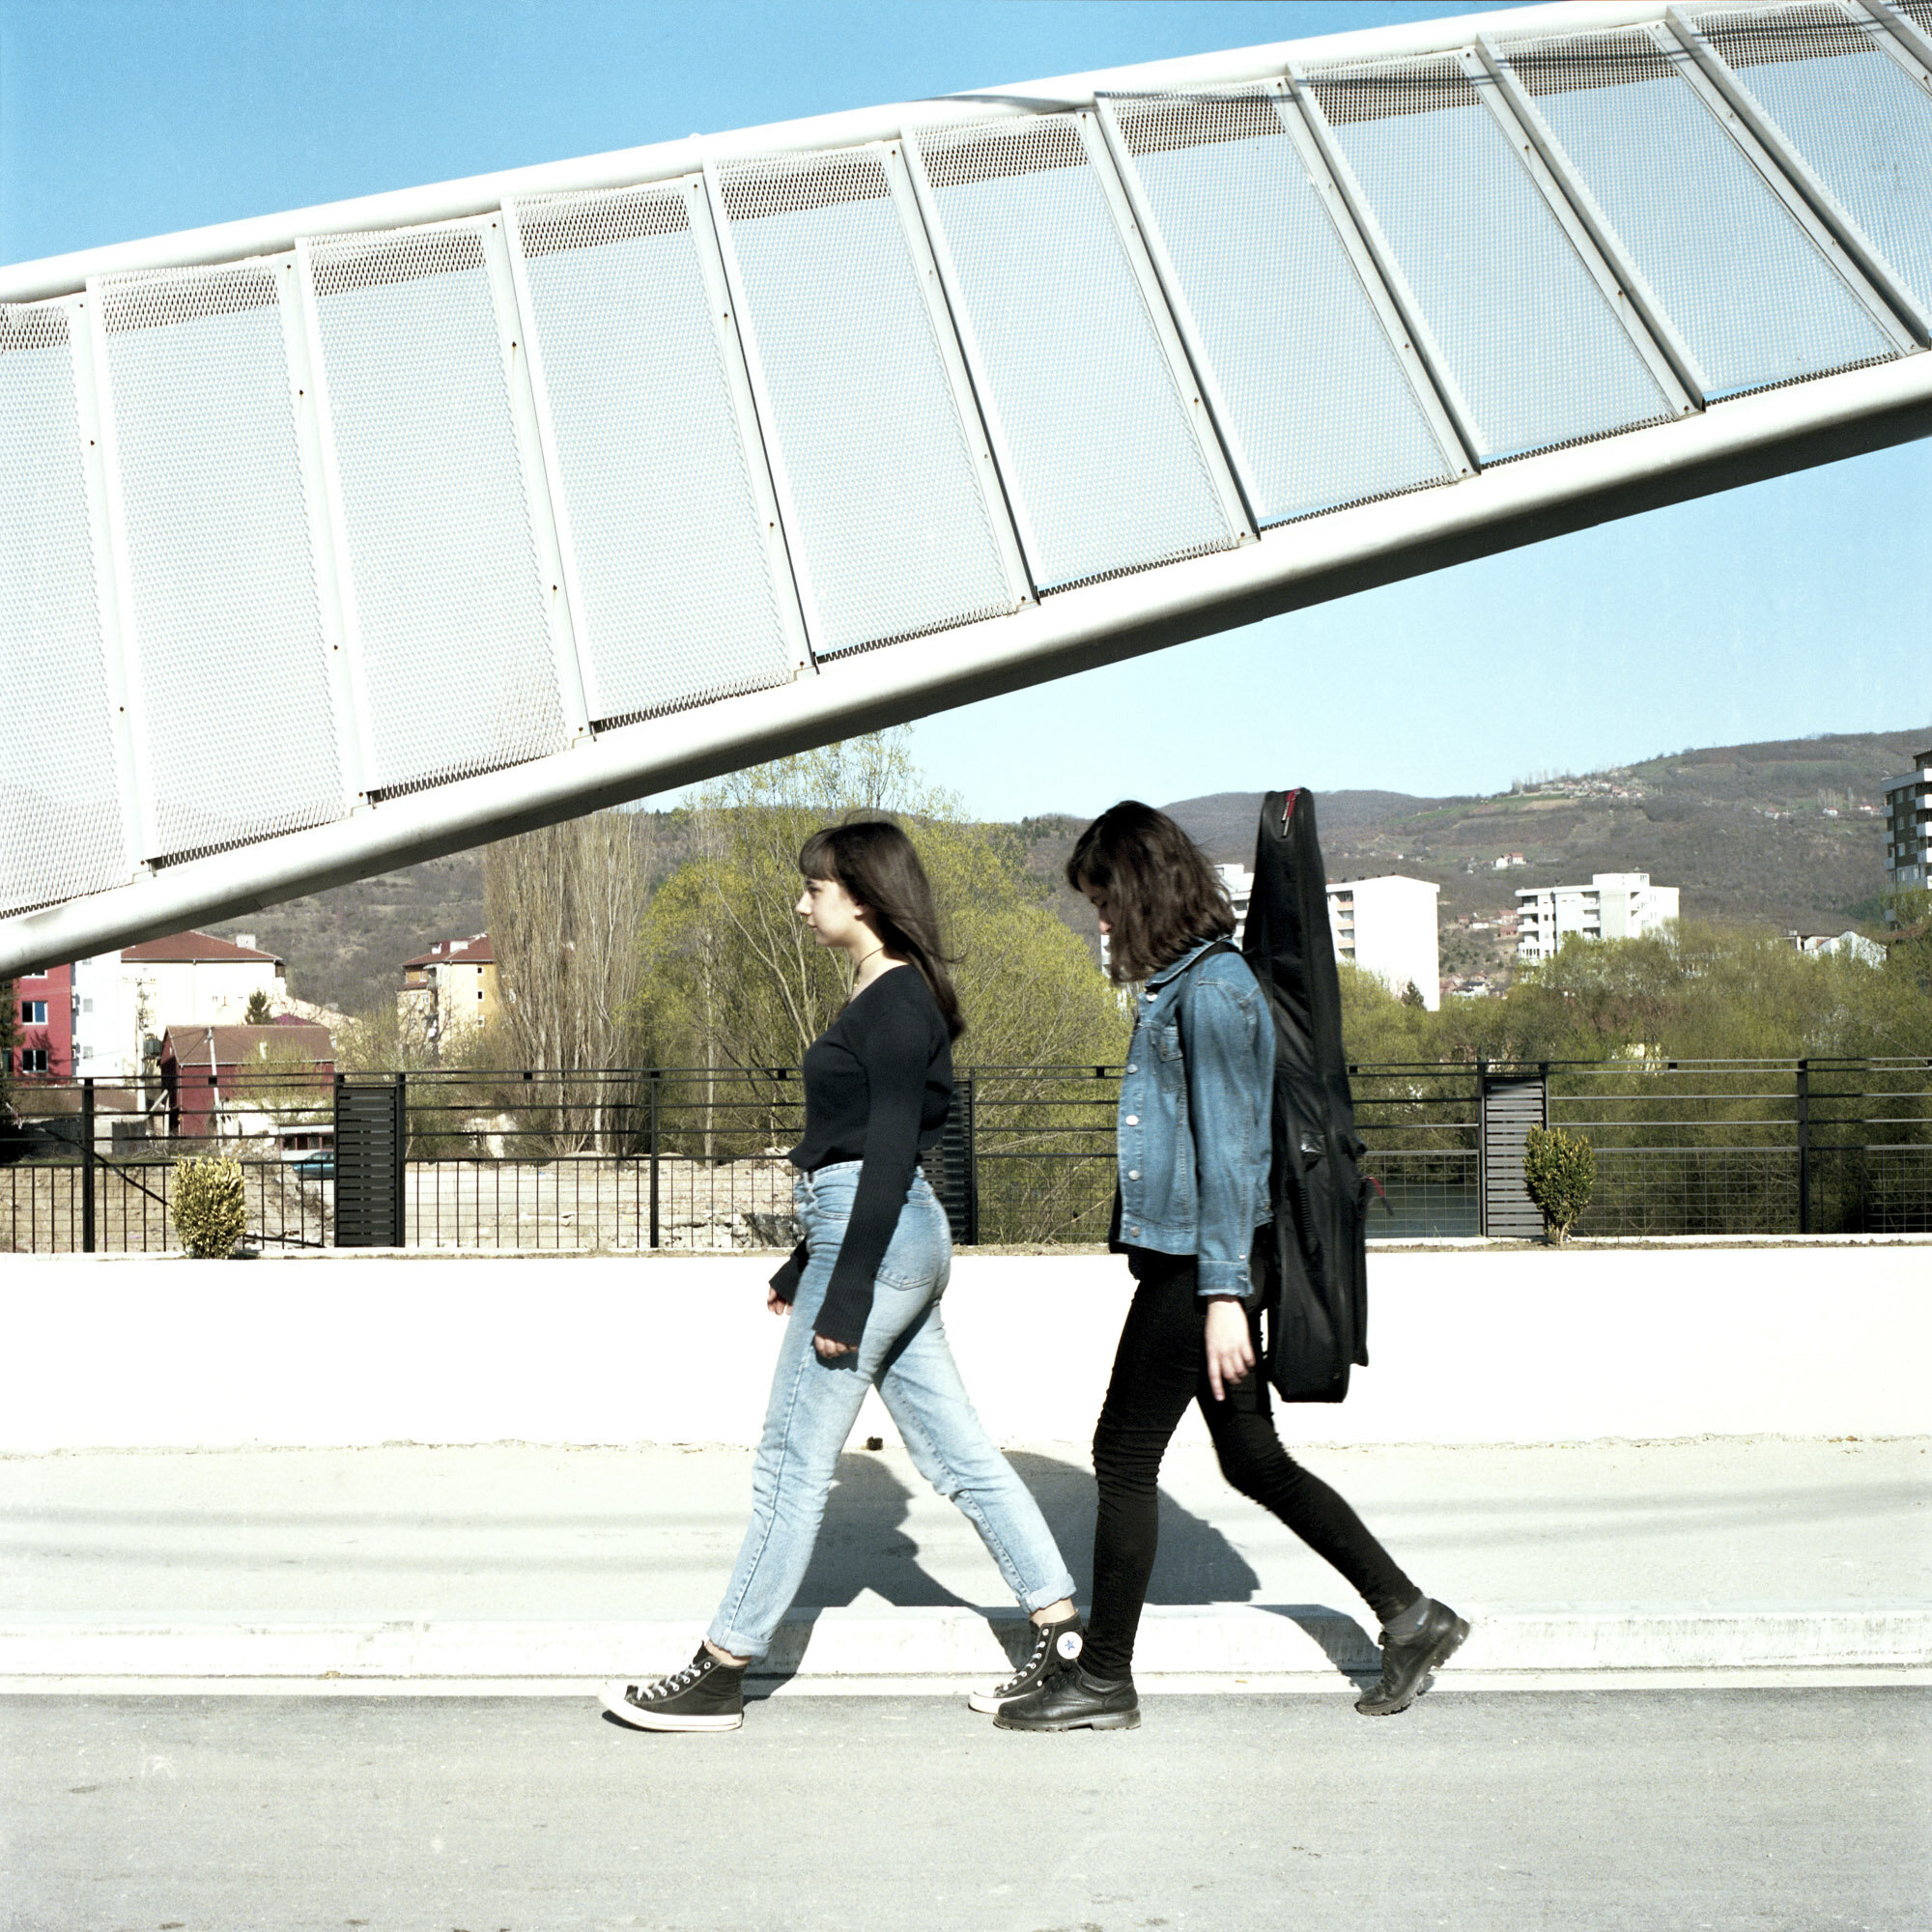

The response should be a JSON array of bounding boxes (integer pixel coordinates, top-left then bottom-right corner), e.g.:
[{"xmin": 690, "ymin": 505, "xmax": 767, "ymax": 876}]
[
  {"xmin": 1065, "ymin": 800, "xmax": 1235, "ymax": 985},
  {"xmin": 799, "ymin": 820, "xmax": 965, "ymax": 1040}
]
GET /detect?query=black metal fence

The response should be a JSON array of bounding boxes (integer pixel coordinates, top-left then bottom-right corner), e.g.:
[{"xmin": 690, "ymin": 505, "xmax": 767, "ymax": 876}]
[{"xmin": 4, "ymin": 1057, "xmax": 1927, "ymax": 1254}]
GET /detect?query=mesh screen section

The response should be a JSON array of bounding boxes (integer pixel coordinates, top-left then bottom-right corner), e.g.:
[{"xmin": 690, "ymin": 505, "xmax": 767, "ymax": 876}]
[
  {"xmin": 1501, "ymin": 29, "xmax": 1896, "ymax": 398},
  {"xmin": 916, "ymin": 115, "xmax": 1235, "ymax": 589},
  {"xmin": 1110, "ymin": 92, "xmax": 1453, "ymax": 526},
  {"xmin": 1905, "ymin": 2, "xmax": 1932, "ymax": 31},
  {"xmin": 1310, "ymin": 57, "xmax": 1672, "ymax": 462},
  {"xmin": 719, "ymin": 149, "xmax": 1014, "ymax": 656},
  {"xmin": 307, "ymin": 223, "xmax": 564, "ymax": 796},
  {"xmin": 99, "ymin": 265, "xmax": 344, "ymax": 864},
  {"xmin": 514, "ymin": 185, "xmax": 793, "ymax": 726},
  {"xmin": 0, "ymin": 306, "xmax": 127, "ymax": 917},
  {"xmin": 1697, "ymin": 3, "xmax": 1932, "ymax": 320}
]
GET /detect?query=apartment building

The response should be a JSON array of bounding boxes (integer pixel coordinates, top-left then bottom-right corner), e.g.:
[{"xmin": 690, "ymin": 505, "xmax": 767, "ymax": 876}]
[
  {"xmin": 1883, "ymin": 747, "xmax": 1932, "ymax": 897},
  {"xmin": 11, "ymin": 961, "xmax": 73, "ymax": 1079},
  {"xmin": 398, "ymin": 935, "xmax": 501, "ymax": 1044},
  {"xmin": 69, "ymin": 932, "xmax": 286, "ymax": 1080},
  {"xmin": 1326, "ymin": 876, "xmax": 1441, "ymax": 1010},
  {"xmin": 1516, "ymin": 873, "xmax": 1680, "ymax": 962}
]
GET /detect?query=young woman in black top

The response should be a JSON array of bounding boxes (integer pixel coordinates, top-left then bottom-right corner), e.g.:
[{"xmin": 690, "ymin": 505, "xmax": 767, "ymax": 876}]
[{"xmin": 603, "ymin": 820, "xmax": 1080, "ymax": 1730}]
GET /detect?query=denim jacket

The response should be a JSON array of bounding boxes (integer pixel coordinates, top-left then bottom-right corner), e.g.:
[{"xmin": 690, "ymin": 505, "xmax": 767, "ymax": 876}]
[{"xmin": 1115, "ymin": 937, "xmax": 1275, "ymax": 1296}]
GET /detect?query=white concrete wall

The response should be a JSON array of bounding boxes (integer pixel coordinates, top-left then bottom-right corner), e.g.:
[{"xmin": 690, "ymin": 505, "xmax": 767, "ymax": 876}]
[{"xmin": 3, "ymin": 1242, "xmax": 1925, "ymax": 1454}]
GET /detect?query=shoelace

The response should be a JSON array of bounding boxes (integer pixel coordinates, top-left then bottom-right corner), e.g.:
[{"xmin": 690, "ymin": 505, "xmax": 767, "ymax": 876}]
[
  {"xmin": 995, "ymin": 1625, "xmax": 1052, "ymax": 1694},
  {"xmin": 637, "ymin": 1656, "xmax": 710, "ymax": 1701}
]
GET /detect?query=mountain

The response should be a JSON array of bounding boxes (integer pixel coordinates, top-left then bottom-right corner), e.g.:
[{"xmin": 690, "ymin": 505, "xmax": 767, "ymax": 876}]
[{"xmin": 242, "ymin": 727, "xmax": 1924, "ymax": 1011}]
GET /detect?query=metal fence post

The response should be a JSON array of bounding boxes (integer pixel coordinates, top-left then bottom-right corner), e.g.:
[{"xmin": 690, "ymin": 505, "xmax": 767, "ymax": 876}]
[
  {"xmin": 648, "ymin": 1070, "xmax": 661, "ymax": 1251},
  {"xmin": 80, "ymin": 1076, "xmax": 96, "ymax": 1253},
  {"xmin": 1796, "ymin": 1059, "xmax": 1811, "ymax": 1236}
]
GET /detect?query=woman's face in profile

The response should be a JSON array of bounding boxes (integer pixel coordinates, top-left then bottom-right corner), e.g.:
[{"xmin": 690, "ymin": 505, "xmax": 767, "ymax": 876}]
[
  {"xmin": 1080, "ymin": 881, "xmax": 1118, "ymax": 938},
  {"xmin": 795, "ymin": 872, "xmax": 870, "ymax": 952}
]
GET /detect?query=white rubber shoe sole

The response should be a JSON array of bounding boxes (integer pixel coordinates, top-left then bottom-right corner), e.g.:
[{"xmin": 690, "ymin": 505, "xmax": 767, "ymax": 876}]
[{"xmin": 599, "ymin": 1680, "xmax": 744, "ymax": 1731}]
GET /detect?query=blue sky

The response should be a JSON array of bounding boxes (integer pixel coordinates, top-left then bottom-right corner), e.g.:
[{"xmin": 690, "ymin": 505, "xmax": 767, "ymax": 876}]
[{"xmin": 5, "ymin": 0, "xmax": 1926, "ymax": 817}]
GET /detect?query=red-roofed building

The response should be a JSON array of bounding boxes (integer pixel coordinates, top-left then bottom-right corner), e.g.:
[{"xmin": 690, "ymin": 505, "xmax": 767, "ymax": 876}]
[
  {"xmin": 72, "ymin": 931, "xmax": 287, "ymax": 1082},
  {"xmin": 158, "ymin": 1022, "xmax": 334, "ymax": 1142},
  {"xmin": 398, "ymin": 934, "xmax": 500, "ymax": 1045}
]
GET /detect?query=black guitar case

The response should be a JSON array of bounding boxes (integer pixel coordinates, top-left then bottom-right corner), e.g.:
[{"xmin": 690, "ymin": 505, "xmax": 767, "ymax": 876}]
[{"xmin": 1240, "ymin": 789, "xmax": 1372, "ymax": 1403}]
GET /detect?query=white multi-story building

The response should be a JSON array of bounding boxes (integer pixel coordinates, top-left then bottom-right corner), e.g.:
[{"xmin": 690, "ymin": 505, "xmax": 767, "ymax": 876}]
[
  {"xmin": 69, "ymin": 931, "xmax": 286, "ymax": 1080},
  {"xmin": 1516, "ymin": 874, "xmax": 1680, "ymax": 962},
  {"xmin": 1883, "ymin": 747, "xmax": 1932, "ymax": 897},
  {"xmin": 1208, "ymin": 863, "xmax": 1441, "ymax": 1009},
  {"xmin": 1326, "ymin": 875, "xmax": 1440, "ymax": 1010}
]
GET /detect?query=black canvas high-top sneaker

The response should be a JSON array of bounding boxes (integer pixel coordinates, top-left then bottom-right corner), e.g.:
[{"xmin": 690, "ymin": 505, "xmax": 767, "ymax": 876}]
[
  {"xmin": 968, "ymin": 1613, "xmax": 1085, "ymax": 1716},
  {"xmin": 602, "ymin": 1645, "xmax": 747, "ymax": 1732}
]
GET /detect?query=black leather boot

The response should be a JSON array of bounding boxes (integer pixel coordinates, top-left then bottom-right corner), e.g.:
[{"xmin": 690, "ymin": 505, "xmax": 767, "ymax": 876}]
[
  {"xmin": 993, "ymin": 1664, "xmax": 1140, "ymax": 1731},
  {"xmin": 1356, "ymin": 1599, "xmax": 1469, "ymax": 1716}
]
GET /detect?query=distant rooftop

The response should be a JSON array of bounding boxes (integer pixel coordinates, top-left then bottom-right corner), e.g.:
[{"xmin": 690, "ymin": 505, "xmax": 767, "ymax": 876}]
[
  {"xmin": 122, "ymin": 930, "xmax": 282, "ymax": 967},
  {"xmin": 402, "ymin": 934, "xmax": 495, "ymax": 970}
]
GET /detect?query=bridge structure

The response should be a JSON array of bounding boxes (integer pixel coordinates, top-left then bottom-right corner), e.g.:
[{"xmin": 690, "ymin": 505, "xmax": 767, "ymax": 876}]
[{"xmin": 3, "ymin": 0, "xmax": 1931, "ymax": 976}]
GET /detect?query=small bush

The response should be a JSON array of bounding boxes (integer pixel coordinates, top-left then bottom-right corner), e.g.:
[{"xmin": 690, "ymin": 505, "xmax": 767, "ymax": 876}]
[
  {"xmin": 171, "ymin": 1156, "xmax": 248, "ymax": 1258},
  {"xmin": 1522, "ymin": 1125, "xmax": 1595, "ymax": 1246}
]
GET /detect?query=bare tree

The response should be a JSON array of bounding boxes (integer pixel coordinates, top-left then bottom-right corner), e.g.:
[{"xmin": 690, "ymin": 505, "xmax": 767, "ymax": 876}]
[{"xmin": 484, "ymin": 810, "xmax": 661, "ymax": 1151}]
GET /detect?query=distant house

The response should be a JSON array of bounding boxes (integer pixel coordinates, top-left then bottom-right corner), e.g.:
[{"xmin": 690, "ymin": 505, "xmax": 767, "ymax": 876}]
[
  {"xmin": 398, "ymin": 934, "xmax": 500, "ymax": 1044},
  {"xmin": 1790, "ymin": 930, "xmax": 1886, "ymax": 967},
  {"xmin": 1517, "ymin": 874, "xmax": 1679, "ymax": 962},
  {"xmin": 158, "ymin": 1023, "xmax": 334, "ymax": 1142}
]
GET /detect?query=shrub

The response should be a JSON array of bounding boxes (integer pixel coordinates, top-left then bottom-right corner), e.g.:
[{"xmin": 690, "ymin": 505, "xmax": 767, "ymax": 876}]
[
  {"xmin": 171, "ymin": 1156, "xmax": 248, "ymax": 1258},
  {"xmin": 1522, "ymin": 1125, "xmax": 1595, "ymax": 1246}
]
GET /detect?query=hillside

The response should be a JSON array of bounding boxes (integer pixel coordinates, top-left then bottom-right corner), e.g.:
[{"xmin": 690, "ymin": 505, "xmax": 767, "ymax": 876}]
[{"xmin": 245, "ymin": 727, "xmax": 1924, "ymax": 1012}]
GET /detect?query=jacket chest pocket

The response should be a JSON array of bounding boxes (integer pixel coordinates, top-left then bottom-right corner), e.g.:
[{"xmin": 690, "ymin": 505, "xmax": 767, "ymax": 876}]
[{"xmin": 1151, "ymin": 1020, "xmax": 1182, "ymax": 1063}]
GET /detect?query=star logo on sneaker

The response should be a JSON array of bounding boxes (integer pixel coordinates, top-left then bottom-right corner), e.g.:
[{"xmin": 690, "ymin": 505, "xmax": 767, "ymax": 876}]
[{"xmin": 1056, "ymin": 1631, "xmax": 1084, "ymax": 1662}]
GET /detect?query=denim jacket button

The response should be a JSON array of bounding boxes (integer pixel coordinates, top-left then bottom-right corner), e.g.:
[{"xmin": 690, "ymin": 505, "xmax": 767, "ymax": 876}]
[
  {"xmin": 1124, "ymin": 1114, "xmax": 1139, "ymax": 1126},
  {"xmin": 1125, "ymin": 1063, "xmax": 1138, "ymax": 1074},
  {"xmin": 1127, "ymin": 1170, "xmax": 1140, "ymax": 1180}
]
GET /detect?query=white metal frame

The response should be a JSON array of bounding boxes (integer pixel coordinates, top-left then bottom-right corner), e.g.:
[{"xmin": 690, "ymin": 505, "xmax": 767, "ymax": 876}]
[
  {"xmin": 273, "ymin": 252, "xmax": 365, "ymax": 815},
  {"xmin": 1285, "ymin": 62, "xmax": 1490, "ymax": 468},
  {"xmin": 1667, "ymin": 3, "xmax": 1932, "ymax": 343},
  {"xmin": 477, "ymin": 213, "xmax": 592, "ymax": 745},
  {"xmin": 292, "ymin": 236, "xmax": 384, "ymax": 798},
  {"xmin": 1863, "ymin": 0, "xmax": 1932, "ymax": 70},
  {"xmin": 1647, "ymin": 16, "xmax": 1918, "ymax": 357},
  {"xmin": 1091, "ymin": 90, "xmax": 1268, "ymax": 526},
  {"xmin": 680, "ymin": 173, "xmax": 818, "ymax": 677},
  {"xmin": 1071, "ymin": 107, "xmax": 1257, "ymax": 549},
  {"xmin": 881, "ymin": 138, "xmax": 1038, "ymax": 608},
  {"xmin": 1474, "ymin": 32, "xmax": 1711, "ymax": 406},
  {"xmin": 80, "ymin": 279, "xmax": 164, "ymax": 867},
  {"xmin": 1262, "ymin": 82, "xmax": 1478, "ymax": 484},
  {"xmin": 1456, "ymin": 43, "xmax": 1701, "ymax": 419},
  {"xmin": 62, "ymin": 292, "xmax": 146, "ymax": 875}
]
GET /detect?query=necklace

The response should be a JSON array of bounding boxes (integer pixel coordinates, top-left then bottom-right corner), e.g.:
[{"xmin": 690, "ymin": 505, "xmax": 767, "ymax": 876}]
[{"xmin": 853, "ymin": 943, "xmax": 886, "ymax": 973}]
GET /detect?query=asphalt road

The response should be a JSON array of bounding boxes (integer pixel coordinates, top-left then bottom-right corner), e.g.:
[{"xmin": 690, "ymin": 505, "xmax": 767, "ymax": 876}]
[{"xmin": 5, "ymin": 1690, "xmax": 1927, "ymax": 1932}]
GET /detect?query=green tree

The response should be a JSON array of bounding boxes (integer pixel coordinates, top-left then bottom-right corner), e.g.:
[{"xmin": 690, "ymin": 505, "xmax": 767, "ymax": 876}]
[
  {"xmin": 637, "ymin": 731, "xmax": 1128, "ymax": 1236},
  {"xmin": 0, "ymin": 979, "xmax": 15, "ymax": 1113},
  {"xmin": 243, "ymin": 988, "xmax": 273, "ymax": 1024}
]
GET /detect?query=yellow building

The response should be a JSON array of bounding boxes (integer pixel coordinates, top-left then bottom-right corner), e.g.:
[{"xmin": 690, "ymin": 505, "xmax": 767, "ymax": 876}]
[{"xmin": 398, "ymin": 934, "xmax": 501, "ymax": 1045}]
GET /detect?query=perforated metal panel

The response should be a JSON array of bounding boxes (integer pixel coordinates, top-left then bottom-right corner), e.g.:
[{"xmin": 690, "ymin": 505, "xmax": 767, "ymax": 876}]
[
  {"xmin": 1104, "ymin": 91, "xmax": 1456, "ymax": 526},
  {"xmin": 716, "ymin": 146, "xmax": 1018, "ymax": 656},
  {"xmin": 0, "ymin": 303, "xmax": 128, "ymax": 917},
  {"xmin": 1498, "ymin": 26, "xmax": 1897, "ymax": 397},
  {"xmin": 304, "ymin": 220, "xmax": 565, "ymax": 796},
  {"xmin": 1692, "ymin": 2, "xmax": 1932, "ymax": 321},
  {"xmin": 912, "ymin": 114, "xmax": 1236, "ymax": 589},
  {"xmin": 511, "ymin": 183, "xmax": 798, "ymax": 726},
  {"xmin": 96, "ymin": 263, "xmax": 345, "ymax": 863},
  {"xmin": 1904, "ymin": 2, "xmax": 1932, "ymax": 32},
  {"xmin": 1308, "ymin": 56, "xmax": 1674, "ymax": 462}
]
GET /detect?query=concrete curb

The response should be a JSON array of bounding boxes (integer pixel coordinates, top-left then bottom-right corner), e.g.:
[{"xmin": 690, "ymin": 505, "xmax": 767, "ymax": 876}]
[{"xmin": 4, "ymin": 1603, "xmax": 1926, "ymax": 1689}]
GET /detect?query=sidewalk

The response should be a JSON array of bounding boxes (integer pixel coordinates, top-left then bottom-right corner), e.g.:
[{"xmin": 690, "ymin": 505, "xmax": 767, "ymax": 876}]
[{"xmin": 2, "ymin": 1435, "xmax": 1925, "ymax": 1692}]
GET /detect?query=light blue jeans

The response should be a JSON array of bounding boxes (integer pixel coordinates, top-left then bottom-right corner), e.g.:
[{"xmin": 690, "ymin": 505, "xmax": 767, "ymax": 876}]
[{"xmin": 709, "ymin": 1160, "xmax": 1075, "ymax": 1661}]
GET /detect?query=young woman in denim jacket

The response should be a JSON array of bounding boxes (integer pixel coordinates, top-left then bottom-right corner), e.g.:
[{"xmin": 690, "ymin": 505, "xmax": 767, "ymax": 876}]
[
  {"xmin": 996, "ymin": 802, "xmax": 1465, "ymax": 1732},
  {"xmin": 603, "ymin": 820, "xmax": 1080, "ymax": 1731}
]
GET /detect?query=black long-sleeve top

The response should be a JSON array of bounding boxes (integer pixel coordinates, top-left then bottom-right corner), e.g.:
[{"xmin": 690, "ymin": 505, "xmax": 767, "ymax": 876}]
[{"xmin": 769, "ymin": 965, "xmax": 953, "ymax": 1346}]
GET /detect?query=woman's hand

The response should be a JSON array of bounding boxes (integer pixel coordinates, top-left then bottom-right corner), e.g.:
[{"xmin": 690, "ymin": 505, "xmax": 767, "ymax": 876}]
[
  {"xmin": 1203, "ymin": 1296, "xmax": 1254, "ymax": 1402},
  {"xmin": 813, "ymin": 1333, "xmax": 856, "ymax": 1361},
  {"xmin": 767, "ymin": 1287, "xmax": 791, "ymax": 1317}
]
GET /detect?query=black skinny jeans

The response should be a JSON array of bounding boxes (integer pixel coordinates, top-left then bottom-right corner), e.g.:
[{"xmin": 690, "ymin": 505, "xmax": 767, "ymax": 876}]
[{"xmin": 1083, "ymin": 1251, "xmax": 1418, "ymax": 1681}]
